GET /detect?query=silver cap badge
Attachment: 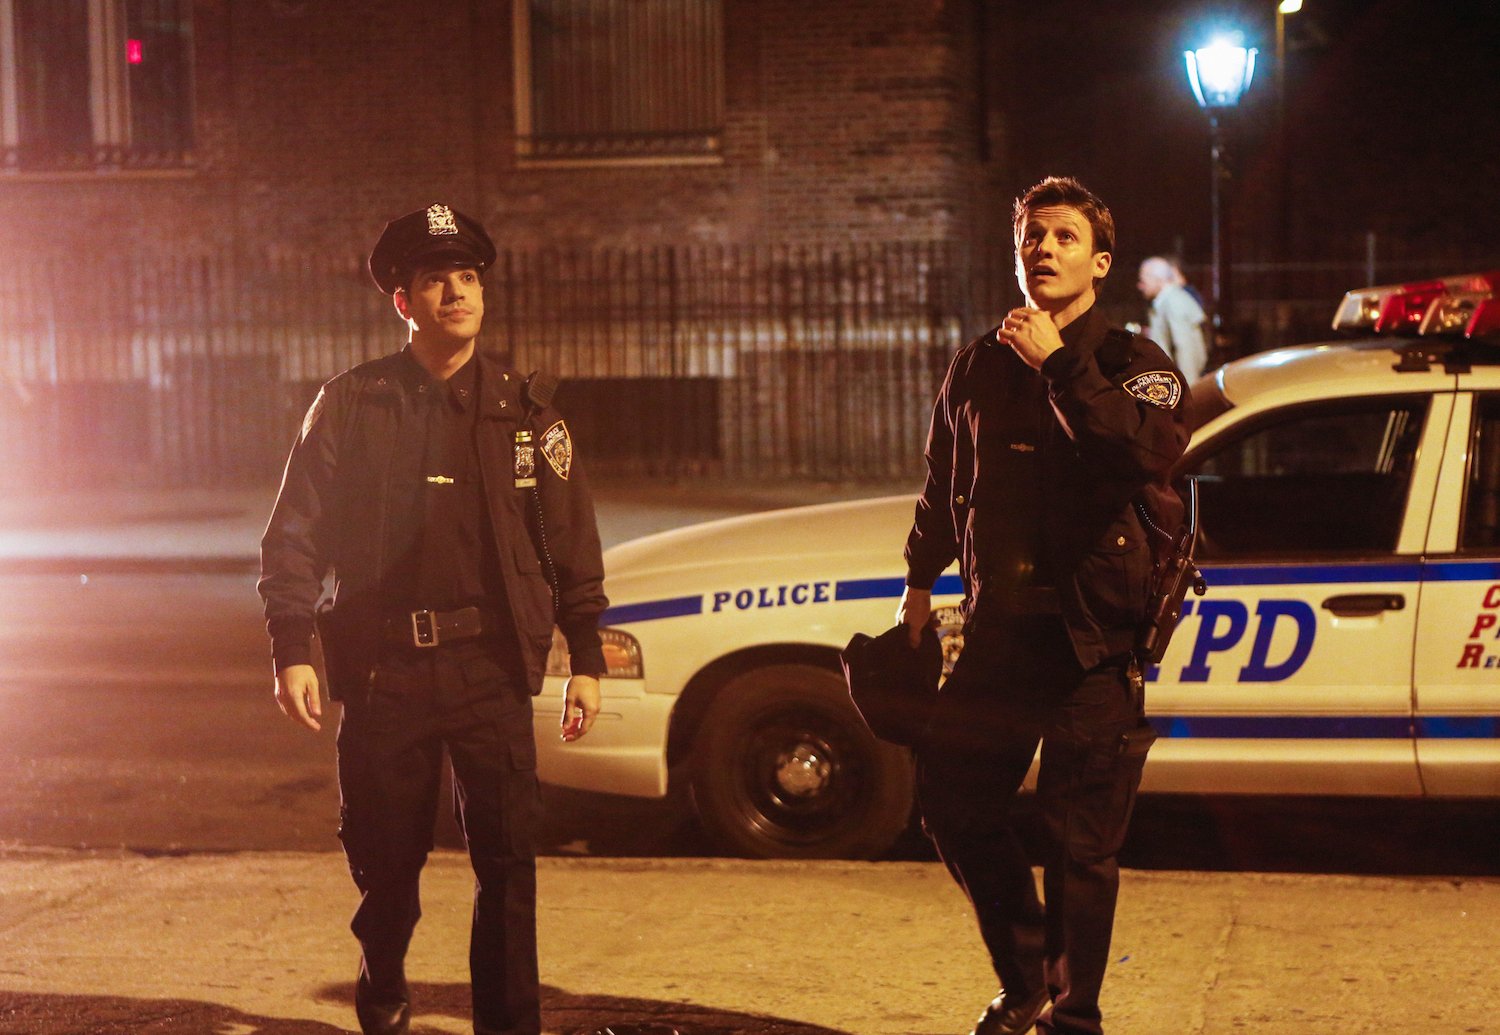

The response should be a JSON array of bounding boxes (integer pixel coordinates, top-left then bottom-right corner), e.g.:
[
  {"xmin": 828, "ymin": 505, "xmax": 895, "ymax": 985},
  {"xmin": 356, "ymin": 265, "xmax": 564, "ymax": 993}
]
[{"xmin": 426, "ymin": 204, "xmax": 459, "ymax": 236}]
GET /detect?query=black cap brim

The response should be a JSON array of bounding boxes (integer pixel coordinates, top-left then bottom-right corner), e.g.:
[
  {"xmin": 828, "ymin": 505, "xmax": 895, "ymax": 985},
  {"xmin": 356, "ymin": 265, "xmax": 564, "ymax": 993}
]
[{"xmin": 368, "ymin": 204, "xmax": 497, "ymax": 293}]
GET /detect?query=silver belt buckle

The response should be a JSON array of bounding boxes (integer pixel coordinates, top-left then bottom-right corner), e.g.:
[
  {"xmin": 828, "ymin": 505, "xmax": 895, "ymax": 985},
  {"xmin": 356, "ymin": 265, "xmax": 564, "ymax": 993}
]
[{"xmin": 411, "ymin": 610, "xmax": 439, "ymax": 648}]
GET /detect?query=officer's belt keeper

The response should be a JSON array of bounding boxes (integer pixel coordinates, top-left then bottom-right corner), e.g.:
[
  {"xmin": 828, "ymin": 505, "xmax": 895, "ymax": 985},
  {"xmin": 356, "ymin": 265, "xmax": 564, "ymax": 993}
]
[{"xmin": 383, "ymin": 606, "xmax": 497, "ymax": 648}]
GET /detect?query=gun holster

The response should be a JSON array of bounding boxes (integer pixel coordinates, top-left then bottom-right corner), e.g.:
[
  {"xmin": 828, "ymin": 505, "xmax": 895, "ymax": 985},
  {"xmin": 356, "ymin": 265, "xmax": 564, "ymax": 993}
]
[{"xmin": 1136, "ymin": 477, "xmax": 1207, "ymax": 666}]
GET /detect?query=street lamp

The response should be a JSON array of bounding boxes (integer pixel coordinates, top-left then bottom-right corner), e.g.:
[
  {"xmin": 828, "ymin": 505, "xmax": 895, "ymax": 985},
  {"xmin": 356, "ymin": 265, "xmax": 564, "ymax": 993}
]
[
  {"xmin": 1184, "ymin": 37, "xmax": 1257, "ymax": 356},
  {"xmin": 1275, "ymin": 1, "xmax": 1302, "ymax": 299}
]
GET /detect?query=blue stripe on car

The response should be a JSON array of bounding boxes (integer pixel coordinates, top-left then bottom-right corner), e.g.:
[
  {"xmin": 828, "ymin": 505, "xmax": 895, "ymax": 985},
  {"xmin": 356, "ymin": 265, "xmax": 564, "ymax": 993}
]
[
  {"xmin": 834, "ymin": 573, "xmax": 964, "ymax": 601},
  {"xmin": 1147, "ymin": 715, "xmax": 1500, "ymax": 739},
  {"xmin": 600, "ymin": 595, "xmax": 703, "ymax": 625},
  {"xmin": 1148, "ymin": 715, "xmax": 1414, "ymax": 738},
  {"xmin": 612, "ymin": 560, "xmax": 1500, "ymax": 623},
  {"xmin": 597, "ymin": 562, "xmax": 1500, "ymax": 738},
  {"xmin": 1416, "ymin": 716, "xmax": 1500, "ymax": 738}
]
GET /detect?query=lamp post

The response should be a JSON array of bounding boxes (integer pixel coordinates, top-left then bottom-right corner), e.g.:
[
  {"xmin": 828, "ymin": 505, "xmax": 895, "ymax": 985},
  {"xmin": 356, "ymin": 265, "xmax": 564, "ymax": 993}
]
[
  {"xmin": 1185, "ymin": 37, "xmax": 1257, "ymax": 357},
  {"xmin": 1275, "ymin": 1, "xmax": 1302, "ymax": 300}
]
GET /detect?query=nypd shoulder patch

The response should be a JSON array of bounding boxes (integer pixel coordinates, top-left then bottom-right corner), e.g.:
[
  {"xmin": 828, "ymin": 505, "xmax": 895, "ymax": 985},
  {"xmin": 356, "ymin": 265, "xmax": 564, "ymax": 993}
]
[
  {"xmin": 1122, "ymin": 370, "xmax": 1183, "ymax": 410},
  {"xmin": 541, "ymin": 419, "xmax": 573, "ymax": 480}
]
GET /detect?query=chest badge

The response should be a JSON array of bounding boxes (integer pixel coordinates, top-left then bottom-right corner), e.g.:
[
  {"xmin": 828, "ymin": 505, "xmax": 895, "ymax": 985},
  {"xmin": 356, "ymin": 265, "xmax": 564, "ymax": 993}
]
[
  {"xmin": 541, "ymin": 420, "xmax": 573, "ymax": 480},
  {"xmin": 1123, "ymin": 370, "xmax": 1183, "ymax": 410},
  {"xmin": 514, "ymin": 429, "xmax": 536, "ymax": 488}
]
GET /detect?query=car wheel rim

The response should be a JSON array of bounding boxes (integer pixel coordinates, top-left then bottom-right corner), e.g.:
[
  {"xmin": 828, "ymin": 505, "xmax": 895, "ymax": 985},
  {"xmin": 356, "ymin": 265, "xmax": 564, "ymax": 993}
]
[{"xmin": 730, "ymin": 705, "xmax": 867, "ymax": 847}]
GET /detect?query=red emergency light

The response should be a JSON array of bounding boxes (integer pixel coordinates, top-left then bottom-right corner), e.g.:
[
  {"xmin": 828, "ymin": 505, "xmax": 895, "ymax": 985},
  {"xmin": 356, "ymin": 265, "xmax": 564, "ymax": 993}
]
[
  {"xmin": 1469, "ymin": 298, "xmax": 1500, "ymax": 339},
  {"xmin": 1375, "ymin": 280, "xmax": 1444, "ymax": 334},
  {"xmin": 127, "ymin": 39, "xmax": 143, "ymax": 64},
  {"xmin": 1334, "ymin": 271, "xmax": 1500, "ymax": 339}
]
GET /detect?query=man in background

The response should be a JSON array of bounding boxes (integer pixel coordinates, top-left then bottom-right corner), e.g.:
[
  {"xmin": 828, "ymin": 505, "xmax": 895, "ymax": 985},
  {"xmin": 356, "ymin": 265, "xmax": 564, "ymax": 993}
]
[{"xmin": 1137, "ymin": 255, "xmax": 1208, "ymax": 382}]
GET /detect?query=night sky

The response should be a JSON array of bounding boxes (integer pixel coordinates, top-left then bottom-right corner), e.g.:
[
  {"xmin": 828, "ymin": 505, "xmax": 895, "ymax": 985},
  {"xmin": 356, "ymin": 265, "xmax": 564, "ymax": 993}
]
[{"xmin": 991, "ymin": 0, "xmax": 1500, "ymax": 281}]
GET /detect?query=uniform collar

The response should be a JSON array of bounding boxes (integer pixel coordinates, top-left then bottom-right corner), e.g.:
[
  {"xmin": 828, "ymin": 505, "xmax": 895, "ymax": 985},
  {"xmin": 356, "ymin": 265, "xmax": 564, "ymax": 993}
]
[
  {"xmin": 1058, "ymin": 303, "xmax": 1104, "ymax": 351},
  {"xmin": 473, "ymin": 350, "xmax": 523, "ymax": 421},
  {"xmin": 448, "ymin": 354, "xmax": 477, "ymax": 413},
  {"xmin": 396, "ymin": 345, "xmax": 479, "ymax": 412}
]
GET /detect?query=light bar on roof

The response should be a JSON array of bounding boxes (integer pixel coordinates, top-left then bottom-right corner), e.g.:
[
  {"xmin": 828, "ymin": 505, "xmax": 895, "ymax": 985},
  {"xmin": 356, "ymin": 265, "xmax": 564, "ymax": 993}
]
[
  {"xmin": 1333, "ymin": 282, "xmax": 1406, "ymax": 331},
  {"xmin": 1333, "ymin": 271, "xmax": 1500, "ymax": 335},
  {"xmin": 1376, "ymin": 281, "xmax": 1445, "ymax": 334},
  {"xmin": 1419, "ymin": 292, "xmax": 1489, "ymax": 336},
  {"xmin": 1468, "ymin": 298, "xmax": 1500, "ymax": 340}
]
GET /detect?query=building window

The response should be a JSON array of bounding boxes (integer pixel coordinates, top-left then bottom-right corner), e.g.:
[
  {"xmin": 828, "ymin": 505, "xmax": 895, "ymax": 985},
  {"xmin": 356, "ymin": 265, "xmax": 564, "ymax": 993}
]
[
  {"xmin": 514, "ymin": 0, "xmax": 724, "ymax": 164},
  {"xmin": 0, "ymin": 0, "xmax": 194, "ymax": 172}
]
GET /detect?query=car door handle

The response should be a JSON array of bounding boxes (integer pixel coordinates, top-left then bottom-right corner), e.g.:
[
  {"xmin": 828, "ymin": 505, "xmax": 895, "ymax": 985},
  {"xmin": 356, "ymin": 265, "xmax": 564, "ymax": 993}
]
[{"xmin": 1321, "ymin": 593, "xmax": 1405, "ymax": 617}]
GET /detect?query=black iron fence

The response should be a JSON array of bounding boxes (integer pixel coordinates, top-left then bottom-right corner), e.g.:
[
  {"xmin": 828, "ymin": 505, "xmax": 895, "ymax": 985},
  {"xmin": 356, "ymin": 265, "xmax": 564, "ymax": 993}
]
[
  {"xmin": 0, "ymin": 237, "xmax": 1489, "ymax": 490},
  {"xmin": 0, "ymin": 242, "xmax": 968, "ymax": 489}
]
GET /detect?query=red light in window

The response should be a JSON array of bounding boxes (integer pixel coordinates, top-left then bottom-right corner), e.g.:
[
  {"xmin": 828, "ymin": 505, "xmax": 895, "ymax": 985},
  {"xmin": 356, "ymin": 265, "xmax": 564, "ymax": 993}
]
[{"xmin": 127, "ymin": 39, "xmax": 143, "ymax": 64}]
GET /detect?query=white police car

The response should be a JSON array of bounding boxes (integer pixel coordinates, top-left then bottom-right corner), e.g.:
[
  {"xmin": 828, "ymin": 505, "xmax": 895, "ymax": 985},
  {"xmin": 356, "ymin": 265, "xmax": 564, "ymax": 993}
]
[{"xmin": 537, "ymin": 271, "xmax": 1500, "ymax": 859}]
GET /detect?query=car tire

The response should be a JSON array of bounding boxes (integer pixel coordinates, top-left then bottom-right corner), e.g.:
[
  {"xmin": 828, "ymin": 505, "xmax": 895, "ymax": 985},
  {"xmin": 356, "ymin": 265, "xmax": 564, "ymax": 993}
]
[{"xmin": 688, "ymin": 663, "xmax": 915, "ymax": 859}]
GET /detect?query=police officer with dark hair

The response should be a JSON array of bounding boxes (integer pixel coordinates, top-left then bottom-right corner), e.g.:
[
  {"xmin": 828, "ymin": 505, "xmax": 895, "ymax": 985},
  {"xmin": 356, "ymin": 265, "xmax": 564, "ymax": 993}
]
[
  {"xmin": 259, "ymin": 203, "xmax": 608, "ymax": 1035},
  {"xmin": 897, "ymin": 177, "xmax": 1189, "ymax": 1035}
]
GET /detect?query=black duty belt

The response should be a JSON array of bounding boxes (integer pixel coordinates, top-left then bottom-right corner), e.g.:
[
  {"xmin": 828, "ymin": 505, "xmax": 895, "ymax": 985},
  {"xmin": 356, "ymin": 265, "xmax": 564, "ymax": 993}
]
[
  {"xmin": 976, "ymin": 585, "xmax": 1062, "ymax": 617},
  {"xmin": 383, "ymin": 606, "xmax": 497, "ymax": 648}
]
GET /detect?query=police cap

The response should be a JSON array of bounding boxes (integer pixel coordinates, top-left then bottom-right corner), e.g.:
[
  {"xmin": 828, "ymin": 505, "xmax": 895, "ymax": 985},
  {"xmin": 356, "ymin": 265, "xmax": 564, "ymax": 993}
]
[{"xmin": 368, "ymin": 203, "xmax": 497, "ymax": 294}]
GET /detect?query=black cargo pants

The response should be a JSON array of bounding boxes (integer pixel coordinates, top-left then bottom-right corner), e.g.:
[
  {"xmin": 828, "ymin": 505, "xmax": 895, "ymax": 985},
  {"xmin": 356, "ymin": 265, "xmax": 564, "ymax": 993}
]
[
  {"xmin": 915, "ymin": 614, "xmax": 1153, "ymax": 1035},
  {"xmin": 336, "ymin": 637, "xmax": 542, "ymax": 1035}
]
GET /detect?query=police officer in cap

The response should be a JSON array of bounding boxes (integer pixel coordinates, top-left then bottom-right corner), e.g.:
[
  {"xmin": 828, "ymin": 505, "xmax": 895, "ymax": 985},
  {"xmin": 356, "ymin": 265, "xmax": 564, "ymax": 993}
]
[
  {"xmin": 259, "ymin": 203, "xmax": 608, "ymax": 1035},
  {"xmin": 898, "ymin": 177, "xmax": 1189, "ymax": 1035}
]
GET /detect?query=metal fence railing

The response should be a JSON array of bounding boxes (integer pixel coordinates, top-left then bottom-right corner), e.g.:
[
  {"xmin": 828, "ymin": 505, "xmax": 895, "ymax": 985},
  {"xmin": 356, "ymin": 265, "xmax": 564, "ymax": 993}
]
[
  {"xmin": 0, "ymin": 237, "xmax": 1491, "ymax": 490},
  {"xmin": 0, "ymin": 242, "xmax": 969, "ymax": 489}
]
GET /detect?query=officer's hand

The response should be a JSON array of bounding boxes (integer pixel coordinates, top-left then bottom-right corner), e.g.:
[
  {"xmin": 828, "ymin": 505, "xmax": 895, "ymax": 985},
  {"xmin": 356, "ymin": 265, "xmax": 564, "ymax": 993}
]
[
  {"xmin": 997, "ymin": 307, "xmax": 1064, "ymax": 370},
  {"xmin": 896, "ymin": 586, "xmax": 933, "ymax": 648},
  {"xmin": 561, "ymin": 674, "xmax": 601, "ymax": 742},
  {"xmin": 274, "ymin": 664, "xmax": 323, "ymax": 733}
]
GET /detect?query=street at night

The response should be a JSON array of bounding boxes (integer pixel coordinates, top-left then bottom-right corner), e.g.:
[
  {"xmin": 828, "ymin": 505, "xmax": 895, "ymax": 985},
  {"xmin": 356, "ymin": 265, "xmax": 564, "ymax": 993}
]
[{"xmin": 5, "ymin": 0, "xmax": 1500, "ymax": 1032}]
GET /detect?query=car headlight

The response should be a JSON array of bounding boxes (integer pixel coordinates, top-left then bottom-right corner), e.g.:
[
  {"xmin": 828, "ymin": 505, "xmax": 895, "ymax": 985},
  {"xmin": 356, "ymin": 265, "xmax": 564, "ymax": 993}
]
[{"xmin": 545, "ymin": 626, "xmax": 644, "ymax": 679}]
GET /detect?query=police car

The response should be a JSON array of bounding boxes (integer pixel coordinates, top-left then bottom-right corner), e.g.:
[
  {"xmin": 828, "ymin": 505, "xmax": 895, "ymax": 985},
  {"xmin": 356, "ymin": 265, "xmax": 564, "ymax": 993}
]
[{"xmin": 536, "ymin": 271, "xmax": 1500, "ymax": 859}]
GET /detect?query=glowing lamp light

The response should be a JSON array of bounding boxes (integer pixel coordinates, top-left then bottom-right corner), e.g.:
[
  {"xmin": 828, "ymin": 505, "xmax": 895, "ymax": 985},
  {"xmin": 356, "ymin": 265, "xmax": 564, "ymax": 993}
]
[
  {"xmin": 1278, "ymin": 0, "xmax": 1303, "ymax": 13},
  {"xmin": 1184, "ymin": 39, "xmax": 1258, "ymax": 110},
  {"xmin": 127, "ymin": 39, "xmax": 143, "ymax": 64}
]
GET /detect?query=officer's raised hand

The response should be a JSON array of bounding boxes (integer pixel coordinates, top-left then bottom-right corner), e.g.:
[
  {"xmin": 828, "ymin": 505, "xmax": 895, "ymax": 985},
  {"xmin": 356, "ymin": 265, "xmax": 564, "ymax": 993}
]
[
  {"xmin": 275, "ymin": 663, "xmax": 323, "ymax": 733},
  {"xmin": 897, "ymin": 585, "xmax": 933, "ymax": 649},
  {"xmin": 561, "ymin": 674, "xmax": 601, "ymax": 741},
  {"xmin": 996, "ymin": 307, "xmax": 1064, "ymax": 370}
]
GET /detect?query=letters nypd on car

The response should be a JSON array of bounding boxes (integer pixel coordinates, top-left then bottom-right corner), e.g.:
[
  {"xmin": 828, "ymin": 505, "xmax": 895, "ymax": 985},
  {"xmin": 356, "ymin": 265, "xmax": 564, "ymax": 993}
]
[{"xmin": 536, "ymin": 271, "xmax": 1500, "ymax": 859}]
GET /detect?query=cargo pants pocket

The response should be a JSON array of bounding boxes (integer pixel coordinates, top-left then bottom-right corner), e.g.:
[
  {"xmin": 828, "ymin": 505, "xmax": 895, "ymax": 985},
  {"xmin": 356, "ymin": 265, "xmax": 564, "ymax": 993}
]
[{"xmin": 1062, "ymin": 720, "xmax": 1157, "ymax": 865}]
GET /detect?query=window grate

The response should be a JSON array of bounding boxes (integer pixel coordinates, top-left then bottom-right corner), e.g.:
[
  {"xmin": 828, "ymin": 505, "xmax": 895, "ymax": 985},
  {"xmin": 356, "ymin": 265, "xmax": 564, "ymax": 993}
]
[{"xmin": 516, "ymin": 0, "xmax": 724, "ymax": 162}]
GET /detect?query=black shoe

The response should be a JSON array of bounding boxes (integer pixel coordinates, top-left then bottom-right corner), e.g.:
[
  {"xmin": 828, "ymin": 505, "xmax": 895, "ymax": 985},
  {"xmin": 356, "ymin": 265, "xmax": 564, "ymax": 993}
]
[
  {"xmin": 355, "ymin": 958, "xmax": 410, "ymax": 1035},
  {"xmin": 970, "ymin": 987, "xmax": 1050, "ymax": 1035}
]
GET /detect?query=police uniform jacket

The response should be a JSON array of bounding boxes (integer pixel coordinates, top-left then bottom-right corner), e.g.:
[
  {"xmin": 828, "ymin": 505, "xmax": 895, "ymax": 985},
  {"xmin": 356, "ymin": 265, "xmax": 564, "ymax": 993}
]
[
  {"xmin": 904, "ymin": 305, "xmax": 1190, "ymax": 669},
  {"xmin": 258, "ymin": 347, "xmax": 608, "ymax": 698}
]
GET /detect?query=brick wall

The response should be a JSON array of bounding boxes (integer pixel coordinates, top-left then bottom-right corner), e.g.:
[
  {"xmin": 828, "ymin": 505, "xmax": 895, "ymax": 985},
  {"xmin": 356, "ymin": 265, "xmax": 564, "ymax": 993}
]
[{"xmin": 0, "ymin": 0, "xmax": 1000, "ymax": 262}]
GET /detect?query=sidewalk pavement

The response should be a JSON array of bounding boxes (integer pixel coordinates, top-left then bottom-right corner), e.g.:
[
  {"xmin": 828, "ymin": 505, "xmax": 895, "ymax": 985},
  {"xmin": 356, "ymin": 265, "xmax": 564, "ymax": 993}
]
[
  {"xmin": 2, "ymin": 848, "xmax": 1497, "ymax": 1035},
  {"xmin": 0, "ymin": 477, "xmax": 917, "ymax": 570}
]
